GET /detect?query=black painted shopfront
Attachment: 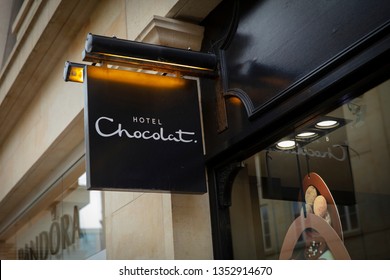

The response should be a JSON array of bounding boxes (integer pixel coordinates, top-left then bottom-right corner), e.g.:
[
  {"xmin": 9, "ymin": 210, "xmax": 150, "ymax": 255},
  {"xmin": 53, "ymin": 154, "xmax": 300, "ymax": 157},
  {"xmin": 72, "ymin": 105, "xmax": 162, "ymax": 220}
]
[{"xmin": 200, "ymin": 0, "xmax": 390, "ymax": 259}]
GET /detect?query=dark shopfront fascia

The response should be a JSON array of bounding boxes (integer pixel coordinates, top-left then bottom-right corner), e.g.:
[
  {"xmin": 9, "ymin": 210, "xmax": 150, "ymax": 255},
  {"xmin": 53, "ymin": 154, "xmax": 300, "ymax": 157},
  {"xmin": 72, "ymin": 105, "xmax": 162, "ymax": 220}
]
[{"xmin": 200, "ymin": 0, "xmax": 390, "ymax": 259}]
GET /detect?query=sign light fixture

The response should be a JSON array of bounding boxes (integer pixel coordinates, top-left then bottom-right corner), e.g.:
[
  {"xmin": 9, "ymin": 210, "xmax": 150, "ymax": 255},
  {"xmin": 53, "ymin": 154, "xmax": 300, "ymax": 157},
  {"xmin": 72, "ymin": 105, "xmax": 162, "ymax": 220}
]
[
  {"xmin": 63, "ymin": 61, "xmax": 85, "ymax": 83},
  {"xmin": 82, "ymin": 33, "xmax": 217, "ymax": 77}
]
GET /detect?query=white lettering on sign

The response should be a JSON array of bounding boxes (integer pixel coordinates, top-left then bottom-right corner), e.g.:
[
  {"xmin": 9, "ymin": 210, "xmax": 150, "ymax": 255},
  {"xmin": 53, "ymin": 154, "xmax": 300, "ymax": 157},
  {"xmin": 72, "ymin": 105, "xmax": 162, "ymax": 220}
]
[
  {"xmin": 132, "ymin": 116, "xmax": 162, "ymax": 125},
  {"xmin": 95, "ymin": 116, "xmax": 197, "ymax": 143}
]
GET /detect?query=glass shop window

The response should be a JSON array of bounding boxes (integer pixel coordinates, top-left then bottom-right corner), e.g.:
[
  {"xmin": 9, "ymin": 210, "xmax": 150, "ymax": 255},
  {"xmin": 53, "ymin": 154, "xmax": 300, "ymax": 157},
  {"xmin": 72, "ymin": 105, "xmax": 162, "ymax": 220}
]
[
  {"xmin": 3, "ymin": 165, "xmax": 106, "ymax": 260},
  {"xmin": 229, "ymin": 79, "xmax": 390, "ymax": 260}
]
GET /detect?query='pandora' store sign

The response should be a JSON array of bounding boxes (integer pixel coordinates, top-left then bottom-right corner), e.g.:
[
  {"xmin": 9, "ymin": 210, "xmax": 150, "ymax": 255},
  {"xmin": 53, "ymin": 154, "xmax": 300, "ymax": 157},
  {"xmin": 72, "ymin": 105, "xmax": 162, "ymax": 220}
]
[{"xmin": 84, "ymin": 66, "xmax": 206, "ymax": 193}]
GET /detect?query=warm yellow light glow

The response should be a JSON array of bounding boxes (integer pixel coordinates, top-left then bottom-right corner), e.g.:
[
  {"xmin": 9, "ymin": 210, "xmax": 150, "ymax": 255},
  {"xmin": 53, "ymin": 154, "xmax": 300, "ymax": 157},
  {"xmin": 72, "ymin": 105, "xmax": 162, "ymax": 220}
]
[
  {"xmin": 96, "ymin": 52, "xmax": 214, "ymax": 72},
  {"xmin": 86, "ymin": 65, "xmax": 186, "ymax": 88},
  {"xmin": 276, "ymin": 140, "xmax": 296, "ymax": 150},
  {"xmin": 229, "ymin": 97, "xmax": 242, "ymax": 105},
  {"xmin": 67, "ymin": 66, "xmax": 84, "ymax": 83}
]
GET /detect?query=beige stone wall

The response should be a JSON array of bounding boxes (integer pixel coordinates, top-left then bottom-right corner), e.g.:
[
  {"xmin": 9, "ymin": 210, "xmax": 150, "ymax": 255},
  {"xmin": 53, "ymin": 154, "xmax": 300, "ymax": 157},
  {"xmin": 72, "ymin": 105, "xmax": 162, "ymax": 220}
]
[
  {"xmin": 171, "ymin": 193, "xmax": 213, "ymax": 259},
  {"xmin": 105, "ymin": 192, "xmax": 175, "ymax": 259}
]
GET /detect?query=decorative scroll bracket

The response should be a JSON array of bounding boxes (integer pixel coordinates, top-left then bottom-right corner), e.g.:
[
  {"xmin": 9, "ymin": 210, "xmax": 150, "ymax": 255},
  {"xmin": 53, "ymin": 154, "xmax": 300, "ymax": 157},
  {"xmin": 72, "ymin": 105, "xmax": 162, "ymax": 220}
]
[{"xmin": 216, "ymin": 161, "xmax": 245, "ymax": 208}]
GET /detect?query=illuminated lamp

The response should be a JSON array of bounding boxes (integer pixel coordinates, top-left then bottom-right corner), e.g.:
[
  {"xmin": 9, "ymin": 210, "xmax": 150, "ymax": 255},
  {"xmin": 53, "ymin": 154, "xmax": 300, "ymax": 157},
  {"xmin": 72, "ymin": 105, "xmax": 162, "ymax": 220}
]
[
  {"xmin": 315, "ymin": 120, "xmax": 339, "ymax": 129},
  {"xmin": 81, "ymin": 33, "xmax": 217, "ymax": 77},
  {"xmin": 296, "ymin": 131, "xmax": 317, "ymax": 139},
  {"xmin": 276, "ymin": 140, "xmax": 296, "ymax": 150},
  {"xmin": 63, "ymin": 61, "xmax": 86, "ymax": 83}
]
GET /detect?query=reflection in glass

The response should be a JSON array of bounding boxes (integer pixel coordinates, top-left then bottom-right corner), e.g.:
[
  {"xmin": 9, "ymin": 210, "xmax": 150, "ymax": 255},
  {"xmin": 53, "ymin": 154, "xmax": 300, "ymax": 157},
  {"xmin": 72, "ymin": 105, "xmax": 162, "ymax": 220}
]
[
  {"xmin": 229, "ymin": 79, "xmax": 390, "ymax": 259},
  {"xmin": 276, "ymin": 140, "xmax": 295, "ymax": 150},
  {"xmin": 13, "ymin": 172, "xmax": 105, "ymax": 260},
  {"xmin": 315, "ymin": 120, "xmax": 339, "ymax": 129}
]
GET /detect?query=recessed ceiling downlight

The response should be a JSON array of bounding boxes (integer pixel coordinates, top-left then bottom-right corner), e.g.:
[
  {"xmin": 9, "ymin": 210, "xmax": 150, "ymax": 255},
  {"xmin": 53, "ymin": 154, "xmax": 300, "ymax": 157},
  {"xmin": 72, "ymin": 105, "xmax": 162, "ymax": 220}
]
[
  {"xmin": 296, "ymin": 131, "xmax": 317, "ymax": 139},
  {"xmin": 276, "ymin": 140, "xmax": 296, "ymax": 150},
  {"xmin": 315, "ymin": 120, "xmax": 339, "ymax": 129}
]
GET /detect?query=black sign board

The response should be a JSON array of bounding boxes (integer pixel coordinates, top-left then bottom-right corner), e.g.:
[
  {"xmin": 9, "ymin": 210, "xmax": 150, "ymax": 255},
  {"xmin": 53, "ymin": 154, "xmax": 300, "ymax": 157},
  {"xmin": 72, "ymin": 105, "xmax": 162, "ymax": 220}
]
[{"xmin": 84, "ymin": 66, "xmax": 206, "ymax": 193}]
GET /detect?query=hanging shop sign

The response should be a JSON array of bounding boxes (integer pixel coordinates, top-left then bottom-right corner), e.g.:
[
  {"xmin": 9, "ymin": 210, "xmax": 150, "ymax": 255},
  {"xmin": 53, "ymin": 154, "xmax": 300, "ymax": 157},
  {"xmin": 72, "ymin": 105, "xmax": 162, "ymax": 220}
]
[{"xmin": 84, "ymin": 66, "xmax": 206, "ymax": 193}]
